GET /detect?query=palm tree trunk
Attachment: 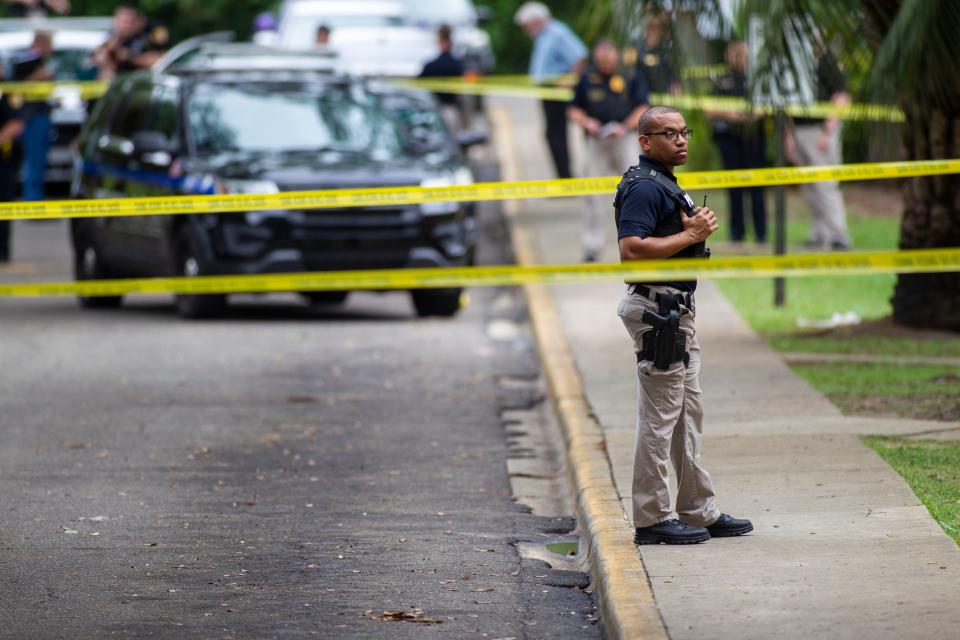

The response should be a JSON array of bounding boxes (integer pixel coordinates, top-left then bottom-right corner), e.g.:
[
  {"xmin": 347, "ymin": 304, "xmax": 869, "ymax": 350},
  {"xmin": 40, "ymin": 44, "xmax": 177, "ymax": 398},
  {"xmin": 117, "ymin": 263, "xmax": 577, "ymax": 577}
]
[{"xmin": 891, "ymin": 106, "xmax": 960, "ymax": 330}]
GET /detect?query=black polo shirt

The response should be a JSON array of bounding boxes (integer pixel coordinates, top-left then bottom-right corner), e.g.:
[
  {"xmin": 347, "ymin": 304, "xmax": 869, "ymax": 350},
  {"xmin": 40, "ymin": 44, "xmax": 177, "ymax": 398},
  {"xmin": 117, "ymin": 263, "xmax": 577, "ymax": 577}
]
[
  {"xmin": 794, "ymin": 52, "xmax": 847, "ymax": 125},
  {"xmin": 616, "ymin": 156, "xmax": 696, "ymax": 292},
  {"xmin": 420, "ymin": 51, "xmax": 464, "ymax": 106},
  {"xmin": 571, "ymin": 65, "xmax": 648, "ymax": 125}
]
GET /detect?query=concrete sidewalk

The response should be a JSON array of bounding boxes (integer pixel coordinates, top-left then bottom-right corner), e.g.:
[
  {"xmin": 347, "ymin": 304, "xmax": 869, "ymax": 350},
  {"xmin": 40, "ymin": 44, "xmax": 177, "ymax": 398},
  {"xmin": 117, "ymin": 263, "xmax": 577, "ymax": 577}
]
[{"xmin": 489, "ymin": 98, "xmax": 960, "ymax": 639}]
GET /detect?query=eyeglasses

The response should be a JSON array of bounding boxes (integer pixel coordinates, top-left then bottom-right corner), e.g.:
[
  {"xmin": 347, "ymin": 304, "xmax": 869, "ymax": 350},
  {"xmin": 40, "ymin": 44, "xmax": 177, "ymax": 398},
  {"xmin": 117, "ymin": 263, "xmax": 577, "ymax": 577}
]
[{"xmin": 643, "ymin": 128, "xmax": 694, "ymax": 141}]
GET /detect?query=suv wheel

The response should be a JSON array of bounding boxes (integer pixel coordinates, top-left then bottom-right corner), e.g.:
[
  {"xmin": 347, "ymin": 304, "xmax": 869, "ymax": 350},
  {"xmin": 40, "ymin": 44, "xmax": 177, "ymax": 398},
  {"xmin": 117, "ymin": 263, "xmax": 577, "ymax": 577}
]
[
  {"xmin": 74, "ymin": 238, "xmax": 122, "ymax": 309},
  {"xmin": 410, "ymin": 288, "xmax": 462, "ymax": 318},
  {"xmin": 175, "ymin": 227, "xmax": 226, "ymax": 319}
]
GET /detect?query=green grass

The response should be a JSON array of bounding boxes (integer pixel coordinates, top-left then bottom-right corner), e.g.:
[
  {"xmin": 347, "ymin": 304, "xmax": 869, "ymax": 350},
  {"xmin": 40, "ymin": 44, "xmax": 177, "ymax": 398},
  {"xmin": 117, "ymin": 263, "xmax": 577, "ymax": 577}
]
[
  {"xmin": 862, "ymin": 436, "xmax": 960, "ymax": 546},
  {"xmin": 715, "ymin": 203, "xmax": 901, "ymax": 335},
  {"xmin": 715, "ymin": 193, "xmax": 960, "ymax": 421},
  {"xmin": 769, "ymin": 334, "xmax": 960, "ymax": 358}
]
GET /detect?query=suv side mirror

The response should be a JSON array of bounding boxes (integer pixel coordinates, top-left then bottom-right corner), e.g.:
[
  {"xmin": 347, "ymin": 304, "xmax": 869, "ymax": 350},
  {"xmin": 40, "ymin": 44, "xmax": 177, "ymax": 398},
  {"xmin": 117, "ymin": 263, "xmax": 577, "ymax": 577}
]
[
  {"xmin": 132, "ymin": 130, "xmax": 172, "ymax": 154},
  {"xmin": 456, "ymin": 130, "xmax": 488, "ymax": 149},
  {"xmin": 132, "ymin": 130, "xmax": 174, "ymax": 166}
]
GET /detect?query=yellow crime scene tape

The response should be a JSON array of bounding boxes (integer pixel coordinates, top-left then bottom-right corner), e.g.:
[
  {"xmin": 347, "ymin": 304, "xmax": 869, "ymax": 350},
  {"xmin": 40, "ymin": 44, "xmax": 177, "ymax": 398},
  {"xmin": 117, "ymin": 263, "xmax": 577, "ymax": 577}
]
[
  {"xmin": 404, "ymin": 78, "xmax": 905, "ymax": 122},
  {"xmin": 1, "ymin": 159, "xmax": 957, "ymax": 223},
  {"xmin": 1, "ymin": 249, "xmax": 958, "ymax": 299},
  {"xmin": 0, "ymin": 80, "xmax": 108, "ymax": 101},
  {"xmin": 0, "ymin": 77, "xmax": 902, "ymax": 122}
]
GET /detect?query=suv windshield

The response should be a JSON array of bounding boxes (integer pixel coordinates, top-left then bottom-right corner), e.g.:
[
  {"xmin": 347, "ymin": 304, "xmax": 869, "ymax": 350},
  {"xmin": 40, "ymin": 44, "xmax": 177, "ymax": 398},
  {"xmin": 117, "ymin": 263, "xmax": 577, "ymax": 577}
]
[{"xmin": 186, "ymin": 82, "xmax": 403, "ymax": 157}]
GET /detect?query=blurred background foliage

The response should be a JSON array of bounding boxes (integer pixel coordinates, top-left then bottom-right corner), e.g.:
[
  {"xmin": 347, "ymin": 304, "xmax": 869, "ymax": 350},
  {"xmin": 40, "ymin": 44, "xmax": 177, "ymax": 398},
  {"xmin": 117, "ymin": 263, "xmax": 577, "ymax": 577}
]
[{"xmin": 59, "ymin": 0, "xmax": 893, "ymax": 167}]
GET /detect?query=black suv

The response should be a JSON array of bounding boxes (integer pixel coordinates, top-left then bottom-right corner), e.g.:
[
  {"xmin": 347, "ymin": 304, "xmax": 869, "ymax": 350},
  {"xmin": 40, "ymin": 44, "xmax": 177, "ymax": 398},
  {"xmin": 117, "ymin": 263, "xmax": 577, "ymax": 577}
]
[{"xmin": 69, "ymin": 48, "xmax": 481, "ymax": 318}]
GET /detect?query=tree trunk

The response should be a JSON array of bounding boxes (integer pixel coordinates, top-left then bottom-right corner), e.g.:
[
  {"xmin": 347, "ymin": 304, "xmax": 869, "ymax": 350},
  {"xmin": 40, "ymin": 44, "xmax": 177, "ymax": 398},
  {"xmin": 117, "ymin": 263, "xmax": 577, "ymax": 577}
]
[{"xmin": 891, "ymin": 106, "xmax": 960, "ymax": 330}]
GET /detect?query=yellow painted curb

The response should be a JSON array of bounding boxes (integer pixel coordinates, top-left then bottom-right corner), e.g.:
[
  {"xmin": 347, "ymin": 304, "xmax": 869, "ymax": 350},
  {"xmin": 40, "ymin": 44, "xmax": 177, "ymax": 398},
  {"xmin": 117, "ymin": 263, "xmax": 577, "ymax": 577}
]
[{"xmin": 491, "ymin": 105, "xmax": 668, "ymax": 640}]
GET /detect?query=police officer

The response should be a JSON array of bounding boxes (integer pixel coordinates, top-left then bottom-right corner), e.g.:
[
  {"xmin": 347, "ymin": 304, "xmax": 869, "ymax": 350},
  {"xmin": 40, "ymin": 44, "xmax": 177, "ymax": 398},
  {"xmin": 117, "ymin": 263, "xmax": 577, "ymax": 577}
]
[
  {"xmin": 707, "ymin": 41, "xmax": 767, "ymax": 244},
  {"xmin": 616, "ymin": 106, "xmax": 752, "ymax": 545},
  {"xmin": 419, "ymin": 24, "xmax": 465, "ymax": 134},
  {"xmin": 568, "ymin": 40, "xmax": 648, "ymax": 262},
  {"xmin": 94, "ymin": 3, "xmax": 170, "ymax": 81},
  {"xmin": 0, "ymin": 69, "xmax": 25, "ymax": 261}
]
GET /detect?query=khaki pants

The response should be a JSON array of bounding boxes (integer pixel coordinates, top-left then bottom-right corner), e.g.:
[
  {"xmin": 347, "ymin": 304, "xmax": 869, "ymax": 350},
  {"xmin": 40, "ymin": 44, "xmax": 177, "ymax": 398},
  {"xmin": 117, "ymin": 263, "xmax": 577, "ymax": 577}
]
[
  {"xmin": 617, "ymin": 287, "xmax": 720, "ymax": 528},
  {"xmin": 581, "ymin": 133, "xmax": 638, "ymax": 257},
  {"xmin": 793, "ymin": 124, "xmax": 850, "ymax": 246}
]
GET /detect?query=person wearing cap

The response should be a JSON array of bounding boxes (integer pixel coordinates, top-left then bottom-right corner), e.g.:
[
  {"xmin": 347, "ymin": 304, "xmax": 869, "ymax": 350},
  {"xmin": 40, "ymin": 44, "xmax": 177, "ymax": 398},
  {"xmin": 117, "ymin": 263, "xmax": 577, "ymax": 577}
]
[
  {"xmin": 94, "ymin": 4, "xmax": 170, "ymax": 81},
  {"xmin": 514, "ymin": 1, "xmax": 586, "ymax": 179},
  {"xmin": 568, "ymin": 40, "xmax": 649, "ymax": 262}
]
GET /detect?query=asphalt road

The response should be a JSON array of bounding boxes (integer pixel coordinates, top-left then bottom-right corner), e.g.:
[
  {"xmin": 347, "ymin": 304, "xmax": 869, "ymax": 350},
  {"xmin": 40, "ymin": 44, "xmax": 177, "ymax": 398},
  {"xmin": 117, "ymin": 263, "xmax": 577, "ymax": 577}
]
[{"xmin": 0, "ymin": 169, "xmax": 602, "ymax": 638}]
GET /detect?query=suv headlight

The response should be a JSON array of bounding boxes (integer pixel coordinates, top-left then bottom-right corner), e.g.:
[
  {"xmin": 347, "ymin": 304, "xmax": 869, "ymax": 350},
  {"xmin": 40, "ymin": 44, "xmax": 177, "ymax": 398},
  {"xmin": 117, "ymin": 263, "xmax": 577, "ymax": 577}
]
[
  {"xmin": 419, "ymin": 167, "xmax": 474, "ymax": 216},
  {"xmin": 215, "ymin": 180, "xmax": 282, "ymax": 225}
]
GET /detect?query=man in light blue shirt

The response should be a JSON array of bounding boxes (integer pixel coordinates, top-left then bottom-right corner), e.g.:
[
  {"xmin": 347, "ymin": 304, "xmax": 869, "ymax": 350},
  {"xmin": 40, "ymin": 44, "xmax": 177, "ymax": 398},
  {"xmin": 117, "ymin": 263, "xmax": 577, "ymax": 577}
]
[{"xmin": 515, "ymin": 2, "xmax": 587, "ymax": 178}]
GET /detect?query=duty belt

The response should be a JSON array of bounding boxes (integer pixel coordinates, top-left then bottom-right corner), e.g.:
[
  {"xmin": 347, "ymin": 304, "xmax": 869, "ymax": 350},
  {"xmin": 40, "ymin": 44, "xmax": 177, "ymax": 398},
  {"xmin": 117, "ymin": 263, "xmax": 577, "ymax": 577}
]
[{"xmin": 628, "ymin": 283, "xmax": 695, "ymax": 309}]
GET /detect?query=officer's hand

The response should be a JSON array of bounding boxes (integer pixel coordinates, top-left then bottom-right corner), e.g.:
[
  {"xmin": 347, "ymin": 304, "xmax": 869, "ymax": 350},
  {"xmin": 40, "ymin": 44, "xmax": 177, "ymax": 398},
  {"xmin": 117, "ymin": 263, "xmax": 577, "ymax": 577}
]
[
  {"xmin": 816, "ymin": 131, "xmax": 831, "ymax": 153},
  {"xmin": 583, "ymin": 118, "xmax": 601, "ymax": 135},
  {"xmin": 683, "ymin": 206, "xmax": 719, "ymax": 243}
]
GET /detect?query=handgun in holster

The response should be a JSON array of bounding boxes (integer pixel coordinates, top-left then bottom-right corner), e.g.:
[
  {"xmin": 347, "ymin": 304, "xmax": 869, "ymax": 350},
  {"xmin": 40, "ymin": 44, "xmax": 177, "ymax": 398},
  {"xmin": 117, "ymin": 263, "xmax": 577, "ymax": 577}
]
[{"xmin": 640, "ymin": 294, "xmax": 689, "ymax": 371}]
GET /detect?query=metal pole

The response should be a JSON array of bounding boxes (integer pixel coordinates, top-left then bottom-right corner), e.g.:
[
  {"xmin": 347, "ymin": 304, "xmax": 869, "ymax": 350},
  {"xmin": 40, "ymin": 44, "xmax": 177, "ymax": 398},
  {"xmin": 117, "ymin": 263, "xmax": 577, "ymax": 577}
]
[{"xmin": 774, "ymin": 109, "xmax": 787, "ymax": 307}]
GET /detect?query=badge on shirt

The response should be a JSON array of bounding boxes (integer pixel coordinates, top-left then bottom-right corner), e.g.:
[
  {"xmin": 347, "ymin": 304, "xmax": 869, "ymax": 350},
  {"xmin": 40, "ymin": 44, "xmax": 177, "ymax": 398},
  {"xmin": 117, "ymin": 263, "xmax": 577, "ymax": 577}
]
[
  {"xmin": 588, "ymin": 88, "xmax": 606, "ymax": 102},
  {"xmin": 682, "ymin": 192, "xmax": 695, "ymax": 210},
  {"xmin": 609, "ymin": 74, "xmax": 625, "ymax": 93},
  {"xmin": 150, "ymin": 25, "xmax": 170, "ymax": 46},
  {"xmin": 622, "ymin": 47, "xmax": 638, "ymax": 66},
  {"xmin": 644, "ymin": 53, "xmax": 660, "ymax": 67}
]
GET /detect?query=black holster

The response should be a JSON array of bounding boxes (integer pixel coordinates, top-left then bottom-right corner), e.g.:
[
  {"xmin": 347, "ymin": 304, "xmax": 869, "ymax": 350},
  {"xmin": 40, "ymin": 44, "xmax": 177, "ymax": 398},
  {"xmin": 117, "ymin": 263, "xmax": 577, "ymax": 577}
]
[{"xmin": 639, "ymin": 294, "xmax": 689, "ymax": 370}]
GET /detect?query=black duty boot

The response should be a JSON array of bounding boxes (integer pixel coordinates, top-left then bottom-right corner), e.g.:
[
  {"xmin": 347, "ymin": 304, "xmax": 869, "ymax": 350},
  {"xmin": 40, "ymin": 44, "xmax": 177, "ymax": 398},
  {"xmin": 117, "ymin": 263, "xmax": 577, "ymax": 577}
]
[
  {"xmin": 634, "ymin": 519, "xmax": 710, "ymax": 545},
  {"xmin": 704, "ymin": 513, "xmax": 753, "ymax": 538}
]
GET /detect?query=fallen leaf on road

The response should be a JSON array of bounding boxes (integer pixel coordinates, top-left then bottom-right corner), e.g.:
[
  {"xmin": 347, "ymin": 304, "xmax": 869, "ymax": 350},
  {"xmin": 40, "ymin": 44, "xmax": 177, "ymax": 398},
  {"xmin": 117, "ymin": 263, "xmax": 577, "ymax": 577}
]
[
  {"xmin": 471, "ymin": 587, "xmax": 494, "ymax": 592},
  {"xmin": 95, "ymin": 451, "xmax": 109, "ymax": 460},
  {"xmin": 66, "ymin": 443, "xmax": 90, "ymax": 450},
  {"xmin": 375, "ymin": 609, "xmax": 442, "ymax": 624}
]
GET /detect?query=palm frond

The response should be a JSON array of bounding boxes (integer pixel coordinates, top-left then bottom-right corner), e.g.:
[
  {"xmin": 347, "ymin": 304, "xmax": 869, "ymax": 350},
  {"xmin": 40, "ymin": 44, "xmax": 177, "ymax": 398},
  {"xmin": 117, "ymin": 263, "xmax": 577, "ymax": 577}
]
[{"xmin": 869, "ymin": 0, "xmax": 960, "ymax": 109}]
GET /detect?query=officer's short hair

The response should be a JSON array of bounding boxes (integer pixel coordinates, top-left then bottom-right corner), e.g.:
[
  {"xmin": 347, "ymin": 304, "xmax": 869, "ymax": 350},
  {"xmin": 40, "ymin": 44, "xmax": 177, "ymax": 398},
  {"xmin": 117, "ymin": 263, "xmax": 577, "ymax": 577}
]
[
  {"xmin": 638, "ymin": 106, "xmax": 681, "ymax": 134},
  {"xmin": 514, "ymin": 2, "xmax": 551, "ymax": 25},
  {"xmin": 438, "ymin": 24, "xmax": 453, "ymax": 44}
]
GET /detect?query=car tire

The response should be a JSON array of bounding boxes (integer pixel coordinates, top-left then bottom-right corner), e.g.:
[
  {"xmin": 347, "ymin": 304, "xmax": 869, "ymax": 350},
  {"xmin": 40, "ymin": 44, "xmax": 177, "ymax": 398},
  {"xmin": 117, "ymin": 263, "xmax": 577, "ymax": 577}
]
[
  {"xmin": 74, "ymin": 236, "xmax": 122, "ymax": 309},
  {"xmin": 410, "ymin": 288, "xmax": 462, "ymax": 318},
  {"xmin": 174, "ymin": 227, "xmax": 226, "ymax": 319},
  {"xmin": 302, "ymin": 291, "xmax": 349, "ymax": 306}
]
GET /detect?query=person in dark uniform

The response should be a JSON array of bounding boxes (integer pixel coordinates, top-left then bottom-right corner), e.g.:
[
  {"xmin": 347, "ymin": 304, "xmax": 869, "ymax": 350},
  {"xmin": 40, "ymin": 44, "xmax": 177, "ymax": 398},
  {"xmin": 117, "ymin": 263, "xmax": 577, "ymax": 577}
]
[
  {"xmin": 631, "ymin": 10, "xmax": 680, "ymax": 96},
  {"xmin": 568, "ymin": 40, "xmax": 648, "ymax": 261},
  {"xmin": 419, "ymin": 24, "xmax": 465, "ymax": 133},
  {"xmin": 706, "ymin": 41, "xmax": 767, "ymax": 244},
  {"xmin": 785, "ymin": 42, "xmax": 851, "ymax": 250},
  {"xmin": 94, "ymin": 3, "xmax": 170, "ymax": 81},
  {"xmin": 12, "ymin": 31, "xmax": 53, "ymax": 203},
  {"xmin": 616, "ymin": 106, "xmax": 753, "ymax": 545},
  {"xmin": 0, "ymin": 67, "xmax": 26, "ymax": 261}
]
